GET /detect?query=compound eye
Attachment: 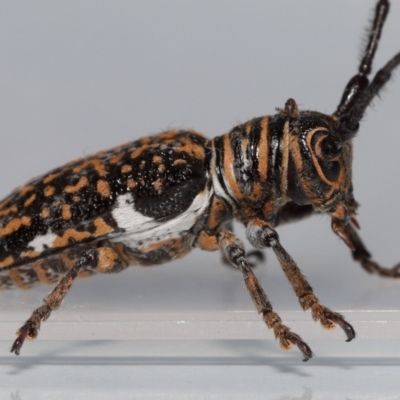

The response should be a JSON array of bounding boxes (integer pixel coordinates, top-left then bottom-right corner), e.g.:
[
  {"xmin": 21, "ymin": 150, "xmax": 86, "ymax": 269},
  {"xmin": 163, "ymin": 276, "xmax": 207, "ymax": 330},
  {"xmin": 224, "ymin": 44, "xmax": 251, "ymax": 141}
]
[
  {"xmin": 319, "ymin": 136, "xmax": 343, "ymax": 160},
  {"xmin": 311, "ymin": 131, "xmax": 341, "ymax": 182}
]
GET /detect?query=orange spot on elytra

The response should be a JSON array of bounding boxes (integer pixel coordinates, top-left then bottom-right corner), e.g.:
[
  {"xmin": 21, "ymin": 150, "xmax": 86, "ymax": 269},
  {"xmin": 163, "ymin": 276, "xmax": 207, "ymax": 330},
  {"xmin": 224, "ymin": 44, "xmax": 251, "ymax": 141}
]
[
  {"xmin": 94, "ymin": 217, "xmax": 114, "ymax": 236},
  {"xmin": 131, "ymin": 145, "xmax": 150, "ymax": 159},
  {"xmin": 174, "ymin": 138, "xmax": 205, "ymax": 159},
  {"xmin": 61, "ymin": 204, "xmax": 72, "ymax": 220},
  {"xmin": 52, "ymin": 229, "xmax": 92, "ymax": 248},
  {"xmin": 158, "ymin": 130, "xmax": 178, "ymax": 141},
  {"xmin": 43, "ymin": 172, "xmax": 61, "ymax": 184},
  {"xmin": 110, "ymin": 153, "xmax": 124, "ymax": 165},
  {"xmin": 152, "ymin": 155, "xmax": 162, "ymax": 163},
  {"xmin": 153, "ymin": 179, "xmax": 162, "ymax": 191},
  {"xmin": 140, "ymin": 136, "xmax": 151, "ymax": 145},
  {"xmin": 19, "ymin": 185, "xmax": 35, "ymax": 197},
  {"xmin": 44, "ymin": 186, "xmax": 55, "ymax": 197},
  {"xmin": 0, "ymin": 216, "xmax": 31, "ymax": 238},
  {"xmin": 41, "ymin": 207, "xmax": 50, "ymax": 218},
  {"xmin": 0, "ymin": 204, "xmax": 18, "ymax": 218},
  {"xmin": 64, "ymin": 177, "xmax": 89, "ymax": 193},
  {"xmin": 173, "ymin": 159, "xmax": 187, "ymax": 165},
  {"xmin": 24, "ymin": 193, "xmax": 36, "ymax": 207},
  {"xmin": 20, "ymin": 250, "xmax": 40, "ymax": 259},
  {"xmin": 0, "ymin": 197, "xmax": 11, "ymax": 210},
  {"xmin": 121, "ymin": 165, "xmax": 132, "ymax": 173},
  {"xmin": 97, "ymin": 180, "xmax": 110, "ymax": 198},
  {"xmin": 127, "ymin": 179, "xmax": 136, "ymax": 189},
  {"xmin": 73, "ymin": 159, "xmax": 107, "ymax": 177}
]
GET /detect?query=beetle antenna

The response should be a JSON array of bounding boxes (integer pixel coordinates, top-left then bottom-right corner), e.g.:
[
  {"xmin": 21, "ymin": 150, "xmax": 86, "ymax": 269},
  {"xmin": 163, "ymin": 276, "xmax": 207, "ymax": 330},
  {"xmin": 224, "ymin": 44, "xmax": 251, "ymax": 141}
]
[
  {"xmin": 335, "ymin": 0, "xmax": 389, "ymax": 118},
  {"xmin": 334, "ymin": 52, "xmax": 400, "ymax": 142},
  {"xmin": 331, "ymin": 0, "xmax": 399, "ymax": 143}
]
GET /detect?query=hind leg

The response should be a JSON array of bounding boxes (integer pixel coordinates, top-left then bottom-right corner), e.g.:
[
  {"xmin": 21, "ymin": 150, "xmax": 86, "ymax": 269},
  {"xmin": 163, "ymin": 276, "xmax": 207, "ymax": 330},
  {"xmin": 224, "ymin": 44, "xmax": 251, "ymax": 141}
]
[{"xmin": 11, "ymin": 246, "xmax": 125, "ymax": 355}]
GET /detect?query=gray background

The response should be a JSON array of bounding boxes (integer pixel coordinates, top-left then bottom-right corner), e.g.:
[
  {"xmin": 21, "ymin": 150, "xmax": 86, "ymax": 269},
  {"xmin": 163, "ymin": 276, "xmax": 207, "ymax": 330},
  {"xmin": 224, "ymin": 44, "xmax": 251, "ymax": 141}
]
[{"xmin": 1, "ymin": 1, "xmax": 400, "ymax": 398}]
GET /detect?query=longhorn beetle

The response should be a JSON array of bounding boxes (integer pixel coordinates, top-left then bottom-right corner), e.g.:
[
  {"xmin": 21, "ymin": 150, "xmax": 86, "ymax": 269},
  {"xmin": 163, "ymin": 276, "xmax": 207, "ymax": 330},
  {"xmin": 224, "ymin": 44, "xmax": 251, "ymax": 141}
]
[{"xmin": 1, "ymin": 0, "xmax": 399, "ymax": 361}]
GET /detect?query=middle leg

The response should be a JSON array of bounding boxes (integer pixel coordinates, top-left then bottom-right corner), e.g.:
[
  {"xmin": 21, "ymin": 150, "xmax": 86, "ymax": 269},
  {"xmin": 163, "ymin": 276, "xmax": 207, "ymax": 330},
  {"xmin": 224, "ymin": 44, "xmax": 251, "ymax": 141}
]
[{"xmin": 219, "ymin": 230, "xmax": 313, "ymax": 361}]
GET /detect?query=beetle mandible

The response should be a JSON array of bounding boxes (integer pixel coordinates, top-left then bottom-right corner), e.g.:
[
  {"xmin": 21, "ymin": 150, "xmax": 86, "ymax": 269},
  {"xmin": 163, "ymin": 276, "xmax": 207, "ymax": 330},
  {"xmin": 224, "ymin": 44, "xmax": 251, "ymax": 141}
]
[{"xmin": 0, "ymin": 0, "xmax": 399, "ymax": 361}]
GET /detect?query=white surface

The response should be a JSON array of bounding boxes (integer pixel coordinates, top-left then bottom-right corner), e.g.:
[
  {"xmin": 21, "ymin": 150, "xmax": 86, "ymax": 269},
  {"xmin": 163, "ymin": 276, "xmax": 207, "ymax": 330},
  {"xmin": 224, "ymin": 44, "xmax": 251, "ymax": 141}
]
[
  {"xmin": 1, "ymin": 260, "xmax": 400, "ymax": 399},
  {"xmin": 1, "ymin": 339, "xmax": 400, "ymax": 400},
  {"xmin": 1, "ymin": 0, "xmax": 400, "ymax": 399}
]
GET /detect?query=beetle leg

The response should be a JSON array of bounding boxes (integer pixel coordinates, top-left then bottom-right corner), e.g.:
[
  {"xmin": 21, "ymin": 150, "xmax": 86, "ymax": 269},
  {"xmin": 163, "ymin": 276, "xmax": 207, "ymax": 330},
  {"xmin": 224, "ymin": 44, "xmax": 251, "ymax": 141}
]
[
  {"xmin": 219, "ymin": 222, "xmax": 236, "ymax": 267},
  {"xmin": 219, "ymin": 230, "xmax": 313, "ymax": 361},
  {"xmin": 10, "ymin": 246, "xmax": 124, "ymax": 355},
  {"xmin": 222, "ymin": 223, "xmax": 265, "ymax": 269},
  {"xmin": 198, "ymin": 220, "xmax": 265, "ymax": 269},
  {"xmin": 221, "ymin": 222, "xmax": 265, "ymax": 268},
  {"xmin": 225, "ymin": 221, "xmax": 266, "ymax": 269},
  {"xmin": 246, "ymin": 219, "xmax": 356, "ymax": 342},
  {"xmin": 334, "ymin": 221, "xmax": 400, "ymax": 278}
]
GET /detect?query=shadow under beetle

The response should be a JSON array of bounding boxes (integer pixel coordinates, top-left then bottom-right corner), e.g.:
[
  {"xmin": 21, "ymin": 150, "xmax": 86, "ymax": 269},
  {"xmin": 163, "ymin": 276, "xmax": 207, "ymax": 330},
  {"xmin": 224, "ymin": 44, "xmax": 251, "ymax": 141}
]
[{"xmin": 0, "ymin": 0, "xmax": 399, "ymax": 360}]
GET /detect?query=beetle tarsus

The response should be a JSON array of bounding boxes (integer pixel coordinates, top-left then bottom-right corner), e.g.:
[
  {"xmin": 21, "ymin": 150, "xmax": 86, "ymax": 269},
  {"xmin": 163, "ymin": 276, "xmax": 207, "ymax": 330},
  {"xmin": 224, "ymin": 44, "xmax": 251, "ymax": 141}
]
[
  {"xmin": 323, "ymin": 309, "xmax": 356, "ymax": 342},
  {"xmin": 10, "ymin": 324, "xmax": 36, "ymax": 356},
  {"xmin": 277, "ymin": 328, "xmax": 313, "ymax": 362}
]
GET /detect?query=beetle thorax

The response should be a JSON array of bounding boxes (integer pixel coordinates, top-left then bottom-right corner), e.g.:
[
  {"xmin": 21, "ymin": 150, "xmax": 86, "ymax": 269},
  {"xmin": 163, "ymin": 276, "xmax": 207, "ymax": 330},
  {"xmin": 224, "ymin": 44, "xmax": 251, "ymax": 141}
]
[{"xmin": 211, "ymin": 111, "xmax": 354, "ymax": 223}]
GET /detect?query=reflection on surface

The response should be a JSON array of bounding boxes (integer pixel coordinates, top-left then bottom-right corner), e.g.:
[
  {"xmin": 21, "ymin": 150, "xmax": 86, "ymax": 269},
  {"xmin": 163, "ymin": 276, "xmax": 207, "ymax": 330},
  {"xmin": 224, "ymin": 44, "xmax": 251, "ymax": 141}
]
[
  {"xmin": 10, "ymin": 393, "xmax": 22, "ymax": 400},
  {"xmin": 279, "ymin": 388, "xmax": 312, "ymax": 400},
  {"xmin": 1, "ymin": 340, "xmax": 400, "ymax": 400}
]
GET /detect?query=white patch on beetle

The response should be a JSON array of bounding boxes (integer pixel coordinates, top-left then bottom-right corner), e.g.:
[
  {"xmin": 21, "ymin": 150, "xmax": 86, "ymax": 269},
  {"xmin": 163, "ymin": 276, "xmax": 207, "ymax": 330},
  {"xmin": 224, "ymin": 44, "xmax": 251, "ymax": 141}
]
[
  {"xmin": 110, "ymin": 189, "xmax": 212, "ymax": 248},
  {"xmin": 111, "ymin": 193, "xmax": 154, "ymax": 231},
  {"xmin": 210, "ymin": 150, "xmax": 231, "ymax": 203},
  {"xmin": 27, "ymin": 232, "xmax": 58, "ymax": 252}
]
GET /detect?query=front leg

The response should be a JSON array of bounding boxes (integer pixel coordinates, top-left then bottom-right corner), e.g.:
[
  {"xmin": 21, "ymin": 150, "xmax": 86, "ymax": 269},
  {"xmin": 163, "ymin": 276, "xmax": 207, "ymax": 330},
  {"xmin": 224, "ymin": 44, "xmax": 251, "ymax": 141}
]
[
  {"xmin": 246, "ymin": 219, "xmax": 356, "ymax": 342},
  {"xmin": 219, "ymin": 230, "xmax": 313, "ymax": 361},
  {"xmin": 332, "ymin": 219, "xmax": 400, "ymax": 278}
]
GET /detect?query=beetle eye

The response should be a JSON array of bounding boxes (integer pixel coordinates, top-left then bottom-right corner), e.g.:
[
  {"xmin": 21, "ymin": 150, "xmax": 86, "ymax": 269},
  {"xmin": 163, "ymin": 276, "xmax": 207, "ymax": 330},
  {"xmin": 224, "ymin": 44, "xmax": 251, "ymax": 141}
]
[{"xmin": 320, "ymin": 137, "xmax": 342, "ymax": 159}]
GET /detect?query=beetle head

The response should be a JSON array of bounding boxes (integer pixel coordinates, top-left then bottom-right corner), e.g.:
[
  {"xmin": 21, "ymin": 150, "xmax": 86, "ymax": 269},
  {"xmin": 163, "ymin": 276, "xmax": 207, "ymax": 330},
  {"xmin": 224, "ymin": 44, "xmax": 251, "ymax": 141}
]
[{"xmin": 286, "ymin": 106, "xmax": 355, "ymax": 223}]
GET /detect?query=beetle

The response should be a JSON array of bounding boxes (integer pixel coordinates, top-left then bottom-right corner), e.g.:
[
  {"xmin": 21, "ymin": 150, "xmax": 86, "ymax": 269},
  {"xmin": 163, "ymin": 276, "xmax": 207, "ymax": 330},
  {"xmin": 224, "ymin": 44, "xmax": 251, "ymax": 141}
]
[{"xmin": 0, "ymin": 0, "xmax": 399, "ymax": 361}]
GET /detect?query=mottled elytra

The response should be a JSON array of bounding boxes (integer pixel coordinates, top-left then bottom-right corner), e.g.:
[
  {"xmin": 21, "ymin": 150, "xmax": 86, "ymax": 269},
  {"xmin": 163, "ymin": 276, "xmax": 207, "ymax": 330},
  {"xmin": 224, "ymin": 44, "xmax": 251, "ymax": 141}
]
[{"xmin": 1, "ymin": 0, "xmax": 400, "ymax": 361}]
